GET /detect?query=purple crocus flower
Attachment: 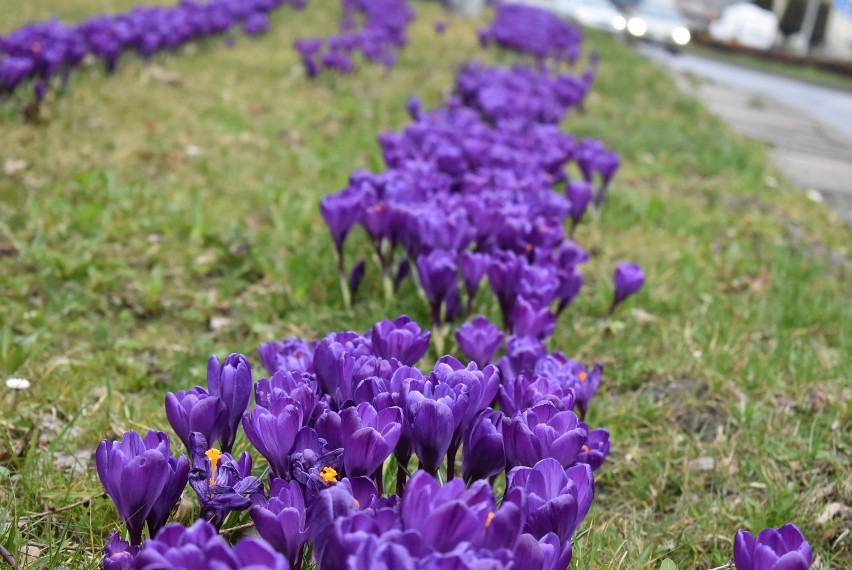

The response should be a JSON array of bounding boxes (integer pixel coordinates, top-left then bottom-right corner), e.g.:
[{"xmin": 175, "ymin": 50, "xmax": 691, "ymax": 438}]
[
  {"xmin": 460, "ymin": 251, "xmax": 490, "ymax": 308},
  {"xmin": 103, "ymin": 530, "xmax": 138, "ymax": 570},
  {"xmin": 206, "ymin": 353, "xmax": 253, "ymax": 453},
  {"xmin": 241, "ymin": 397, "xmax": 303, "ymax": 478},
  {"xmin": 612, "ymin": 261, "xmax": 645, "ymax": 312},
  {"xmin": 513, "ymin": 532, "xmax": 573, "ymax": 570},
  {"xmin": 403, "ymin": 382, "xmax": 459, "ymax": 476},
  {"xmin": 187, "ymin": 433, "xmax": 263, "ymax": 530},
  {"xmin": 146, "ymin": 452, "xmax": 190, "ymax": 540},
  {"xmin": 164, "ymin": 387, "xmax": 228, "ymax": 454},
  {"xmin": 512, "ymin": 297, "xmax": 556, "ymax": 340},
  {"xmin": 503, "ymin": 402, "xmax": 587, "ymax": 469},
  {"xmin": 454, "ymin": 316, "xmax": 504, "ymax": 368},
  {"xmin": 462, "ymin": 409, "xmax": 506, "ymax": 483},
  {"xmin": 486, "ymin": 251, "xmax": 523, "ymax": 330},
  {"xmin": 498, "ymin": 371, "xmax": 576, "ymax": 417},
  {"xmin": 250, "ymin": 478, "xmax": 308, "ymax": 568},
  {"xmin": 416, "ymin": 249, "xmax": 459, "ymax": 326},
  {"xmin": 340, "ymin": 402, "xmax": 403, "ymax": 478},
  {"xmin": 243, "ymin": 13, "xmax": 269, "ymax": 36},
  {"xmin": 506, "ymin": 459, "xmax": 594, "ymax": 542},
  {"xmin": 135, "ymin": 520, "xmax": 290, "ymax": 570},
  {"xmin": 371, "ymin": 315, "xmax": 430, "ymax": 365},
  {"xmin": 734, "ymin": 524, "xmax": 813, "ymax": 570},
  {"xmin": 566, "ymin": 180, "xmax": 593, "ymax": 228},
  {"xmin": 320, "ymin": 184, "xmax": 373, "ymax": 254},
  {"xmin": 309, "ymin": 477, "xmax": 385, "ymax": 569},
  {"xmin": 401, "ymin": 471, "xmax": 496, "ymax": 553},
  {"xmin": 500, "ymin": 335, "xmax": 548, "ymax": 381},
  {"xmin": 258, "ymin": 337, "xmax": 316, "ymax": 376},
  {"xmin": 312, "ymin": 331, "xmax": 372, "ymax": 397},
  {"xmin": 96, "ymin": 430, "xmax": 186, "ymax": 546},
  {"xmin": 574, "ymin": 427, "xmax": 610, "ymax": 471}
]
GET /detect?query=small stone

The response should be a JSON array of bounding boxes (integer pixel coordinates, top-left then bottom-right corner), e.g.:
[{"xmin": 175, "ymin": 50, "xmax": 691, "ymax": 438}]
[
  {"xmin": 689, "ymin": 456, "xmax": 715, "ymax": 471},
  {"xmin": 209, "ymin": 317, "xmax": 233, "ymax": 332}
]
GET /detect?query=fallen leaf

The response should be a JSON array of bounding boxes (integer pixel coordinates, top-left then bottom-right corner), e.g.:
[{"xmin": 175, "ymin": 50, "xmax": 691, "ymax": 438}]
[{"xmin": 817, "ymin": 502, "xmax": 849, "ymax": 525}]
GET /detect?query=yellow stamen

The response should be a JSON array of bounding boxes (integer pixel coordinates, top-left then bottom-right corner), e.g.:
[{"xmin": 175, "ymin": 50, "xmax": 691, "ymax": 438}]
[
  {"xmin": 582, "ymin": 445, "xmax": 590, "ymax": 453},
  {"xmin": 205, "ymin": 448, "xmax": 222, "ymax": 486},
  {"xmin": 485, "ymin": 512, "xmax": 495, "ymax": 528},
  {"xmin": 354, "ymin": 498, "xmax": 360, "ymax": 508},
  {"xmin": 320, "ymin": 466, "xmax": 338, "ymax": 484},
  {"xmin": 578, "ymin": 371, "xmax": 588, "ymax": 381}
]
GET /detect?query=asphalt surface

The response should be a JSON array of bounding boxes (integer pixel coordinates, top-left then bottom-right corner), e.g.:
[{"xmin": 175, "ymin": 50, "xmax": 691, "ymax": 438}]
[{"xmin": 639, "ymin": 44, "xmax": 852, "ymax": 223}]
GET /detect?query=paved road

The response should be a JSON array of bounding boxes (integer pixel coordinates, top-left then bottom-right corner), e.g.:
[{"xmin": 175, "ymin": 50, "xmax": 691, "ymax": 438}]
[
  {"xmin": 640, "ymin": 46, "xmax": 852, "ymax": 139},
  {"xmin": 639, "ymin": 45, "xmax": 852, "ymax": 223}
]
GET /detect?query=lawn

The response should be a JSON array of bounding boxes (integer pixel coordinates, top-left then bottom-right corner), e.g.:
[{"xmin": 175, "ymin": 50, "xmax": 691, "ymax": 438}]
[{"xmin": 1, "ymin": 1, "xmax": 850, "ymax": 569}]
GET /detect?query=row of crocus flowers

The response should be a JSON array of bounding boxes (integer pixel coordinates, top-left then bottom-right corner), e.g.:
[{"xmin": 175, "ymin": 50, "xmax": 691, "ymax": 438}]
[
  {"xmin": 294, "ymin": 0, "xmax": 415, "ymax": 77},
  {"xmin": 0, "ymin": 0, "xmax": 306, "ymax": 100}
]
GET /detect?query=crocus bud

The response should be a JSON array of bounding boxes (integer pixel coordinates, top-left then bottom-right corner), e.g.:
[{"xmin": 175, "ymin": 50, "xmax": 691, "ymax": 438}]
[{"xmin": 612, "ymin": 261, "xmax": 645, "ymax": 310}]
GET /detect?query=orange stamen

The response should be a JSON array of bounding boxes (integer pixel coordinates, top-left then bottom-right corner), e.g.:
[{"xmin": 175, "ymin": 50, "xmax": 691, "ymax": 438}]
[
  {"xmin": 485, "ymin": 512, "xmax": 495, "ymax": 528},
  {"xmin": 320, "ymin": 466, "xmax": 338, "ymax": 484},
  {"xmin": 205, "ymin": 448, "xmax": 222, "ymax": 486}
]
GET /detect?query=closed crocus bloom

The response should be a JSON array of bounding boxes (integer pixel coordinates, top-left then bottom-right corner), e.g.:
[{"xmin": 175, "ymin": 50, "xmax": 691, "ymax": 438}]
[
  {"xmin": 512, "ymin": 297, "xmax": 556, "ymax": 340},
  {"xmin": 612, "ymin": 262, "xmax": 645, "ymax": 309},
  {"xmin": 371, "ymin": 315, "xmax": 430, "ymax": 365},
  {"xmin": 513, "ymin": 532, "xmax": 573, "ymax": 570},
  {"xmin": 96, "ymin": 430, "xmax": 180, "ymax": 545},
  {"xmin": 145, "ymin": 453, "xmax": 190, "ymax": 539},
  {"xmin": 312, "ymin": 331, "xmax": 372, "ymax": 397},
  {"xmin": 504, "ymin": 403, "xmax": 587, "ymax": 469},
  {"xmin": 401, "ymin": 471, "xmax": 496, "ymax": 553},
  {"xmin": 416, "ymin": 249, "xmax": 459, "ymax": 320},
  {"xmin": 455, "ymin": 316, "xmax": 504, "ymax": 368},
  {"xmin": 500, "ymin": 335, "xmax": 548, "ymax": 381},
  {"xmin": 257, "ymin": 337, "xmax": 315, "ymax": 375},
  {"xmin": 103, "ymin": 530, "xmax": 138, "ymax": 570},
  {"xmin": 460, "ymin": 251, "xmax": 490, "ymax": 302},
  {"xmin": 507, "ymin": 459, "xmax": 594, "ymax": 543},
  {"xmin": 431, "ymin": 356, "xmax": 499, "ymax": 434},
  {"xmin": 498, "ymin": 371, "xmax": 576, "ymax": 418},
  {"xmin": 566, "ymin": 180, "xmax": 593, "ymax": 225},
  {"xmin": 340, "ymin": 402, "xmax": 403, "ymax": 477},
  {"xmin": 207, "ymin": 353, "xmax": 253, "ymax": 453},
  {"xmin": 241, "ymin": 398, "xmax": 303, "ymax": 478},
  {"xmin": 321, "ymin": 185, "xmax": 373, "ymax": 253},
  {"xmin": 404, "ymin": 390, "xmax": 456, "ymax": 475},
  {"xmin": 231, "ymin": 538, "xmax": 291, "ymax": 569},
  {"xmin": 734, "ymin": 524, "xmax": 813, "ymax": 570},
  {"xmin": 164, "ymin": 387, "xmax": 228, "ymax": 453},
  {"xmin": 462, "ymin": 409, "xmax": 506, "ymax": 482},
  {"xmin": 250, "ymin": 478, "xmax": 307, "ymax": 567}
]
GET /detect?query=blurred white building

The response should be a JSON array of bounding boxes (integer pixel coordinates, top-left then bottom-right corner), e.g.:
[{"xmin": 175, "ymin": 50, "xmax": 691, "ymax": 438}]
[{"xmin": 708, "ymin": 3, "xmax": 779, "ymax": 48}]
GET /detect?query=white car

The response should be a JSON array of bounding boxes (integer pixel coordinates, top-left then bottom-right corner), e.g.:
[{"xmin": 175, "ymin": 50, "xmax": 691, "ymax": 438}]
[
  {"xmin": 499, "ymin": 0, "xmax": 626, "ymax": 34},
  {"xmin": 555, "ymin": 0, "xmax": 627, "ymax": 33},
  {"xmin": 622, "ymin": 2, "xmax": 692, "ymax": 52}
]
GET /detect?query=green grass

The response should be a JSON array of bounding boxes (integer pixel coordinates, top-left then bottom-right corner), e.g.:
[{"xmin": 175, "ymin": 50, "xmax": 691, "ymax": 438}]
[
  {"xmin": 687, "ymin": 42, "xmax": 852, "ymax": 93},
  {"xmin": 1, "ymin": 3, "xmax": 851, "ymax": 569}
]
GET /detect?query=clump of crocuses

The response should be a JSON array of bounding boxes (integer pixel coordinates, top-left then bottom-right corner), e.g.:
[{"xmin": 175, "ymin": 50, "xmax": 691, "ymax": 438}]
[{"xmin": 96, "ymin": 313, "xmax": 612, "ymax": 568}]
